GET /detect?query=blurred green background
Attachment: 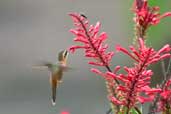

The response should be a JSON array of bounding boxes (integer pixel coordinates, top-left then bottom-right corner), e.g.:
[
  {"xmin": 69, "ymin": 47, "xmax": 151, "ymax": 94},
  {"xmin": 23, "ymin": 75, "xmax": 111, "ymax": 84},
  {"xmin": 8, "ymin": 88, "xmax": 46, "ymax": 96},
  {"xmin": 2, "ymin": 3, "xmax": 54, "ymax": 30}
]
[{"xmin": 0, "ymin": 0, "xmax": 170, "ymax": 114}]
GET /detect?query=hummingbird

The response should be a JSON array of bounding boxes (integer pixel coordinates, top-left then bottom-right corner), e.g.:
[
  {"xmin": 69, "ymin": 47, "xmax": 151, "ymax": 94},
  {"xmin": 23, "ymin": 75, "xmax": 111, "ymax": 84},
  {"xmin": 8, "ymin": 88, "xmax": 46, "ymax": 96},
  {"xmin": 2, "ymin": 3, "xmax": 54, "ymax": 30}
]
[{"xmin": 32, "ymin": 50, "xmax": 69, "ymax": 106}]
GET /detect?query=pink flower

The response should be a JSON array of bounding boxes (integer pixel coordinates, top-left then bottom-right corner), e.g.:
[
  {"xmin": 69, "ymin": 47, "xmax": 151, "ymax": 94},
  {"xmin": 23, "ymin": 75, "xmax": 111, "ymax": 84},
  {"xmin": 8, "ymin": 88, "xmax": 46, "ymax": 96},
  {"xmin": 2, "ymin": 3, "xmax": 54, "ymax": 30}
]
[
  {"xmin": 158, "ymin": 79, "xmax": 171, "ymax": 112},
  {"xmin": 96, "ymin": 38, "xmax": 171, "ymax": 109},
  {"xmin": 68, "ymin": 11, "xmax": 171, "ymax": 113},
  {"xmin": 116, "ymin": 38, "xmax": 171, "ymax": 65},
  {"xmin": 69, "ymin": 13, "xmax": 114, "ymax": 67},
  {"xmin": 133, "ymin": 0, "xmax": 171, "ymax": 26}
]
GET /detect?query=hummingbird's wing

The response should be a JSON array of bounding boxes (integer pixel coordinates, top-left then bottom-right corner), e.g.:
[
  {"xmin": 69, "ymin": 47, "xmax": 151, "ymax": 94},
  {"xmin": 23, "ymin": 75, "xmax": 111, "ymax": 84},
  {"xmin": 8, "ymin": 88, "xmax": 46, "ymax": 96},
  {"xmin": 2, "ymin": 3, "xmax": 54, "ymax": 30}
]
[
  {"xmin": 32, "ymin": 61, "xmax": 61, "ymax": 106},
  {"xmin": 32, "ymin": 65, "xmax": 48, "ymax": 70},
  {"xmin": 32, "ymin": 61, "xmax": 54, "ymax": 72}
]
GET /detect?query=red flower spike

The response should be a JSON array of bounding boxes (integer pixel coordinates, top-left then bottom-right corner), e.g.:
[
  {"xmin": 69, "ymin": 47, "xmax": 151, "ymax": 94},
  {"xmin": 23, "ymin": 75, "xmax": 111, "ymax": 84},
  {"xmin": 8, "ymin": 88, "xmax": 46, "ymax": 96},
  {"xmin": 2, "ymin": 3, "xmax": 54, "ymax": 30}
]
[
  {"xmin": 158, "ymin": 79, "xmax": 171, "ymax": 112},
  {"xmin": 106, "ymin": 38, "xmax": 170, "ymax": 109},
  {"xmin": 133, "ymin": 0, "xmax": 171, "ymax": 26},
  {"xmin": 69, "ymin": 13, "xmax": 114, "ymax": 67},
  {"xmin": 68, "ymin": 10, "xmax": 171, "ymax": 113}
]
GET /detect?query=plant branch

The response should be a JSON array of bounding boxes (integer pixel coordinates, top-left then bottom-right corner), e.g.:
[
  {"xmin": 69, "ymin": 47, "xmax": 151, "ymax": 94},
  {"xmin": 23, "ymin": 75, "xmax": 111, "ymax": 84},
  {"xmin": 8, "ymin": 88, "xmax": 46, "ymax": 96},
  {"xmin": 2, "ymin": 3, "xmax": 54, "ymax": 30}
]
[
  {"xmin": 148, "ymin": 58, "xmax": 171, "ymax": 114},
  {"xmin": 72, "ymin": 14, "xmax": 120, "ymax": 114},
  {"xmin": 126, "ymin": 48, "xmax": 151, "ymax": 114}
]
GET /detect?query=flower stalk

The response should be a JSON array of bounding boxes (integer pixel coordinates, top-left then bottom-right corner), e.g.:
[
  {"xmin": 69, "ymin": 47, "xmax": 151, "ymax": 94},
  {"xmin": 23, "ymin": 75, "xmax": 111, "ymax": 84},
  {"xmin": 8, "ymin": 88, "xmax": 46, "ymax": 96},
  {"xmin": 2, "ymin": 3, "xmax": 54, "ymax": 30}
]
[
  {"xmin": 133, "ymin": 0, "xmax": 171, "ymax": 42},
  {"xmin": 69, "ymin": 13, "xmax": 119, "ymax": 113}
]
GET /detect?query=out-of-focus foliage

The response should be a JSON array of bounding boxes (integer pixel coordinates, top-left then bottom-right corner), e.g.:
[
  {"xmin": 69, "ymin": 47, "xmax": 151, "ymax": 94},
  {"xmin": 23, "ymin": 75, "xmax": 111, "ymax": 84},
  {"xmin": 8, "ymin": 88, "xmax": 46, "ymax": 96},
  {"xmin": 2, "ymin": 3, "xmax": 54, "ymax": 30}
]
[
  {"xmin": 147, "ymin": 0, "xmax": 171, "ymax": 85},
  {"xmin": 146, "ymin": 0, "xmax": 171, "ymax": 46}
]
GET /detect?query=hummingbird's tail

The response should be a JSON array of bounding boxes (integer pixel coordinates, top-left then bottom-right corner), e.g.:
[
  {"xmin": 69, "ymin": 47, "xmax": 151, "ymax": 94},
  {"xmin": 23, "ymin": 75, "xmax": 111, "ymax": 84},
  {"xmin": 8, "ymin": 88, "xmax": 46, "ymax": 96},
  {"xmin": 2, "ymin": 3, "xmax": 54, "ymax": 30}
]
[{"xmin": 51, "ymin": 81, "xmax": 57, "ymax": 106}]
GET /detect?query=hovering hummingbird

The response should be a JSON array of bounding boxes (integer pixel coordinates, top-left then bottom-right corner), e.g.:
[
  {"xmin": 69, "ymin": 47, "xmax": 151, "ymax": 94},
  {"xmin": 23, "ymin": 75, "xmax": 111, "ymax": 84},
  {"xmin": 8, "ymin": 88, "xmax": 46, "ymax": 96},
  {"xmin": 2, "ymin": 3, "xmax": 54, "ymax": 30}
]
[{"xmin": 32, "ymin": 50, "xmax": 69, "ymax": 106}]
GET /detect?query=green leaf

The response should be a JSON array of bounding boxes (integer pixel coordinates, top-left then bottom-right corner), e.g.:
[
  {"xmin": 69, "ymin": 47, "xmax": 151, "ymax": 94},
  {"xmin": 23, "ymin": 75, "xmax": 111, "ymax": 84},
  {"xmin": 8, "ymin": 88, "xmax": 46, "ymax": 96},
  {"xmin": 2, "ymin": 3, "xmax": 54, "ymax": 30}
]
[
  {"xmin": 130, "ymin": 108, "xmax": 139, "ymax": 114},
  {"xmin": 119, "ymin": 107, "xmax": 142, "ymax": 114}
]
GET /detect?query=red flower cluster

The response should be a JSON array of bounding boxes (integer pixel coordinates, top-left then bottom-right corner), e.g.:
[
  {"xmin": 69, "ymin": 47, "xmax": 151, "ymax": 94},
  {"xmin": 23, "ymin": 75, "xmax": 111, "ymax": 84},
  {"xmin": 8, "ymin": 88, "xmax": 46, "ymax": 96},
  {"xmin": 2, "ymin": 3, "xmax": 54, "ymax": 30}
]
[
  {"xmin": 69, "ymin": 13, "xmax": 114, "ymax": 67},
  {"xmin": 68, "ymin": 6, "xmax": 171, "ymax": 112},
  {"xmin": 133, "ymin": 0, "xmax": 171, "ymax": 26},
  {"xmin": 158, "ymin": 79, "xmax": 171, "ymax": 112},
  {"xmin": 93, "ymin": 38, "xmax": 171, "ymax": 109},
  {"xmin": 116, "ymin": 38, "xmax": 171, "ymax": 65}
]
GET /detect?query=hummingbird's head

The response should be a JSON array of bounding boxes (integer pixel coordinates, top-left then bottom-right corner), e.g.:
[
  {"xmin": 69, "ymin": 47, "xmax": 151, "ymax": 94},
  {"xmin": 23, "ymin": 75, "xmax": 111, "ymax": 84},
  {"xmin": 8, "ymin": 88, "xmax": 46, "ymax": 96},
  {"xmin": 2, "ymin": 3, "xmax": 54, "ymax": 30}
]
[{"xmin": 58, "ymin": 50, "xmax": 69, "ymax": 66}]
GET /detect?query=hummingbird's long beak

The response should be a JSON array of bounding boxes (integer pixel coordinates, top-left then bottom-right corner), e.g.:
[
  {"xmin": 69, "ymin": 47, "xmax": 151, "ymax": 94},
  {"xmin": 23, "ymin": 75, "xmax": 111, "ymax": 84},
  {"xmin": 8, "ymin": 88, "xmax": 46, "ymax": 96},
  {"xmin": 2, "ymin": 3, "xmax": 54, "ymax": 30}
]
[{"xmin": 58, "ymin": 50, "xmax": 69, "ymax": 66}]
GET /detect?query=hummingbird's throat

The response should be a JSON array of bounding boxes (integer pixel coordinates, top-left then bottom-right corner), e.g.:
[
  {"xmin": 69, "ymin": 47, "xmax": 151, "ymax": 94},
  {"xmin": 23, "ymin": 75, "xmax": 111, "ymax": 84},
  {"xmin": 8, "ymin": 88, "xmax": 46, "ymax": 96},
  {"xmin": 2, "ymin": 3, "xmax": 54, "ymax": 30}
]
[{"xmin": 59, "ymin": 61, "xmax": 67, "ymax": 67}]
